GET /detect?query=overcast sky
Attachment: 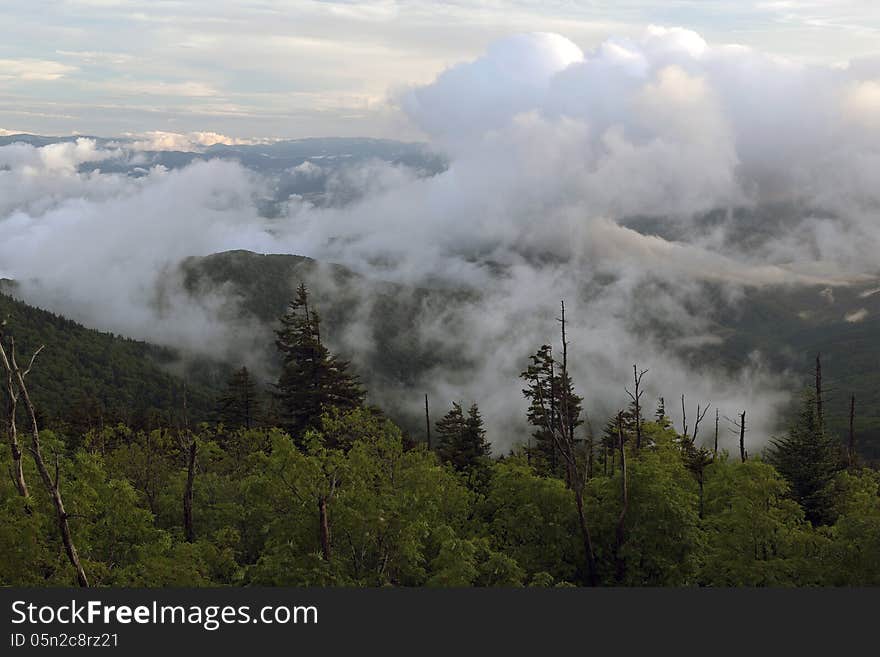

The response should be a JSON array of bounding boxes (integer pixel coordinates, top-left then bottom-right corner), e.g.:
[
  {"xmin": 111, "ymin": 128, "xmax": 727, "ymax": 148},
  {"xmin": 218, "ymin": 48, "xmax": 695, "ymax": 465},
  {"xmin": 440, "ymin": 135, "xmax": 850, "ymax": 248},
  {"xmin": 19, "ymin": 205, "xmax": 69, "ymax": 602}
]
[{"xmin": 2, "ymin": 1, "xmax": 880, "ymax": 139}]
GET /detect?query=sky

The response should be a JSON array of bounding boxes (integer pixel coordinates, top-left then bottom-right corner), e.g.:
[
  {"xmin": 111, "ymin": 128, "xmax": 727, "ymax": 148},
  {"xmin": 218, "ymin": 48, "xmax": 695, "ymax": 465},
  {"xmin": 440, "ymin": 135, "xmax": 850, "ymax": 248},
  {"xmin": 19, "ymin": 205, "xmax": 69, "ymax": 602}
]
[{"xmin": 2, "ymin": 0, "xmax": 880, "ymax": 139}]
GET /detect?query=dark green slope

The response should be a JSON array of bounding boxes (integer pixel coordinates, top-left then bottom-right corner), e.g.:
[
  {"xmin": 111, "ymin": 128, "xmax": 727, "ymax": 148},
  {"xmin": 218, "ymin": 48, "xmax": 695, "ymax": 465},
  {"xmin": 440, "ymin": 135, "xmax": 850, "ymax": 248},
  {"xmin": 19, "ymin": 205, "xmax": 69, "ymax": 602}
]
[
  {"xmin": 0, "ymin": 290, "xmax": 221, "ymax": 438},
  {"xmin": 180, "ymin": 250, "xmax": 476, "ymax": 392},
  {"xmin": 691, "ymin": 280, "xmax": 880, "ymax": 460}
]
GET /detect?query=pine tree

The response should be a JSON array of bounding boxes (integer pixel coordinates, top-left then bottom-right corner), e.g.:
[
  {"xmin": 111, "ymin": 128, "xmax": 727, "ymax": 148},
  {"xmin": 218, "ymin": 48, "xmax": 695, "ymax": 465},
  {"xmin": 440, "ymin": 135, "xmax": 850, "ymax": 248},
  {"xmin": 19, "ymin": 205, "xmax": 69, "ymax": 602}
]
[
  {"xmin": 520, "ymin": 344, "xmax": 583, "ymax": 478},
  {"xmin": 274, "ymin": 283, "xmax": 364, "ymax": 442},
  {"xmin": 435, "ymin": 402, "xmax": 491, "ymax": 478},
  {"xmin": 216, "ymin": 366, "xmax": 261, "ymax": 429},
  {"xmin": 767, "ymin": 388, "xmax": 844, "ymax": 525},
  {"xmin": 654, "ymin": 397, "xmax": 672, "ymax": 429}
]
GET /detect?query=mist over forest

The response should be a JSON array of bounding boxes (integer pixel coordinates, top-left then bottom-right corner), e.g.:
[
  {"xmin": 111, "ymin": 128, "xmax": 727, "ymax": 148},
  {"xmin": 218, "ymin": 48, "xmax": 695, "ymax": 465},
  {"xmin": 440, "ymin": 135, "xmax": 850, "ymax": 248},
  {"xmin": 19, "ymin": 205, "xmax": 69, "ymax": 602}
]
[{"xmin": 3, "ymin": 25, "xmax": 880, "ymax": 588}]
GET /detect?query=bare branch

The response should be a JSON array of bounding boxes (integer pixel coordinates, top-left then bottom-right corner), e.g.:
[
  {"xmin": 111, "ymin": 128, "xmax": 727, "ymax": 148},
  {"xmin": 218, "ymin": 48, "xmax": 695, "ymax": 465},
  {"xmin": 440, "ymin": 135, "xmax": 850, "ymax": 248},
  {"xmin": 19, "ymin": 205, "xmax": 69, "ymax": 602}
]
[
  {"xmin": 692, "ymin": 403, "xmax": 711, "ymax": 444},
  {"xmin": 22, "ymin": 344, "xmax": 45, "ymax": 379},
  {"xmin": 52, "ymin": 448, "xmax": 61, "ymax": 489}
]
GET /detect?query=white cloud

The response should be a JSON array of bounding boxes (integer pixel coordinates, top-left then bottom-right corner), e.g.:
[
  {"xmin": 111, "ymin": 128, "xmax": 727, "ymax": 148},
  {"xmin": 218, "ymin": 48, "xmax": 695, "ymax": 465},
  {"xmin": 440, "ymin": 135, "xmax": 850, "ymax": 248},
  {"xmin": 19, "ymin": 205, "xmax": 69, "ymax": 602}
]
[
  {"xmin": 843, "ymin": 80, "xmax": 880, "ymax": 130},
  {"xmin": 0, "ymin": 58, "xmax": 77, "ymax": 81},
  {"xmin": 126, "ymin": 130, "xmax": 266, "ymax": 152},
  {"xmin": 55, "ymin": 50, "xmax": 134, "ymax": 66},
  {"xmin": 96, "ymin": 79, "xmax": 219, "ymax": 97}
]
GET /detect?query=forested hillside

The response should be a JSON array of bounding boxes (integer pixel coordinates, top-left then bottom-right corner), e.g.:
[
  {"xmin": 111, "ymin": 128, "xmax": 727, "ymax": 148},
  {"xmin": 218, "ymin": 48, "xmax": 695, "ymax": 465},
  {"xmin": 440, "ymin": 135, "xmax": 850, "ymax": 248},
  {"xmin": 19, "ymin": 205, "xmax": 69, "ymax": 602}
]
[
  {"xmin": 705, "ymin": 281, "xmax": 880, "ymax": 460},
  {"xmin": 180, "ymin": 250, "xmax": 475, "ymax": 395},
  {"xmin": 0, "ymin": 290, "xmax": 222, "ymax": 436}
]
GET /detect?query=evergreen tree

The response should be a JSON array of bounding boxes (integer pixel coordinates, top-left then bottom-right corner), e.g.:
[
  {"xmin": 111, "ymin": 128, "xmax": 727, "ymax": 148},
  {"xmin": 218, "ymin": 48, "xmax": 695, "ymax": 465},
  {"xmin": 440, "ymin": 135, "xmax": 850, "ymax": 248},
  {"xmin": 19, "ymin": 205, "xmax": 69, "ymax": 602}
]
[
  {"xmin": 767, "ymin": 389, "xmax": 845, "ymax": 525},
  {"xmin": 274, "ymin": 284, "xmax": 364, "ymax": 441},
  {"xmin": 654, "ymin": 397, "xmax": 672, "ymax": 430},
  {"xmin": 216, "ymin": 366, "xmax": 261, "ymax": 429},
  {"xmin": 520, "ymin": 344, "xmax": 583, "ymax": 477},
  {"xmin": 435, "ymin": 402, "xmax": 491, "ymax": 479}
]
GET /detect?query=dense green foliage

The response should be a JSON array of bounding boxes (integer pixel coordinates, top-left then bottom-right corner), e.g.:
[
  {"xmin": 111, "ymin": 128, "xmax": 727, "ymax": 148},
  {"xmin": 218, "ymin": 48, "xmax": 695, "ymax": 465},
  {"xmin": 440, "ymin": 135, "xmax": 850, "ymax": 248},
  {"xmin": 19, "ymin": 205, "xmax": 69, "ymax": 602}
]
[
  {"xmin": 1, "ymin": 283, "xmax": 879, "ymax": 588},
  {"xmin": 767, "ymin": 390, "xmax": 845, "ymax": 525},
  {"xmin": 4, "ymin": 410, "xmax": 879, "ymax": 587},
  {"xmin": 0, "ymin": 292, "xmax": 220, "ymax": 436}
]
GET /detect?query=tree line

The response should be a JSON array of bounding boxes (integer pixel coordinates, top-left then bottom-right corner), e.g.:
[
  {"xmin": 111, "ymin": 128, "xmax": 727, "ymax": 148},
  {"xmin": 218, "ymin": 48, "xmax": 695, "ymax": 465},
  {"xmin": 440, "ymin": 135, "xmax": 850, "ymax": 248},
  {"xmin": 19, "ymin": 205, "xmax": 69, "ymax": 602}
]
[{"xmin": 1, "ymin": 285, "xmax": 878, "ymax": 587}]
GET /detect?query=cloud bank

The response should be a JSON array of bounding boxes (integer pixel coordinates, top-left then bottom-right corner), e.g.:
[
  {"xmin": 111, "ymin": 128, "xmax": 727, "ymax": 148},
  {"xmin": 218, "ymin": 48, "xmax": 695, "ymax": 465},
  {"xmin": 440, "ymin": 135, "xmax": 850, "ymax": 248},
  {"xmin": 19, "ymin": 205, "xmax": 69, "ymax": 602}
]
[{"xmin": 3, "ymin": 27, "xmax": 880, "ymax": 452}]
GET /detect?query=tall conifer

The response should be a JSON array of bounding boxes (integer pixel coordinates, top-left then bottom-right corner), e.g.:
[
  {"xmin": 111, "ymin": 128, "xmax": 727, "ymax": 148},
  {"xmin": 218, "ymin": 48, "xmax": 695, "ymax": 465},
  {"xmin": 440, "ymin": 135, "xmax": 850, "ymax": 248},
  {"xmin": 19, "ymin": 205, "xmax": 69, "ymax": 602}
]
[{"xmin": 274, "ymin": 283, "xmax": 364, "ymax": 441}]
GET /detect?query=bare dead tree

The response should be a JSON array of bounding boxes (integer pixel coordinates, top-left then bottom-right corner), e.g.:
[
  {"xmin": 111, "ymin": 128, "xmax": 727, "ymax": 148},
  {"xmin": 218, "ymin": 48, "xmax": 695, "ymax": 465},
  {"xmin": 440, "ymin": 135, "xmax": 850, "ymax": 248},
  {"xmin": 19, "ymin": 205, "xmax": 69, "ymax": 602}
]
[
  {"xmin": 0, "ymin": 337, "xmax": 88, "ymax": 586},
  {"xmin": 625, "ymin": 365, "xmax": 648, "ymax": 449},
  {"xmin": 815, "ymin": 353, "xmax": 824, "ymax": 433},
  {"xmin": 713, "ymin": 408, "xmax": 719, "ymax": 459},
  {"xmin": 318, "ymin": 470, "xmax": 339, "ymax": 562},
  {"xmin": 0, "ymin": 333, "xmax": 28, "ymax": 497},
  {"xmin": 180, "ymin": 382, "xmax": 196, "ymax": 543},
  {"xmin": 558, "ymin": 301, "xmax": 598, "ymax": 585},
  {"xmin": 726, "ymin": 412, "xmax": 748, "ymax": 463},
  {"xmin": 586, "ymin": 418, "xmax": 595, "ymax": 480},
  {"xmin": 691, "ymin": 402, "xmax": 711, "ymax": 445},
  {"xmin": 680, "ymin": 394, "xmax": 688, "ymax": 438},
  {"xmin": 848, "ymin": 394, "xmax": 856, "ymax": 468},
  {"xmin": 614, "ymin": 412, "xmax": 628, "ymax": 583},
  {"xmin": 182, "ymin": 438, "xmax": 196, "ymax": 543},
  {"xmin": 425, "ymin": 393, "xmax": 431, "ymax": 450}
]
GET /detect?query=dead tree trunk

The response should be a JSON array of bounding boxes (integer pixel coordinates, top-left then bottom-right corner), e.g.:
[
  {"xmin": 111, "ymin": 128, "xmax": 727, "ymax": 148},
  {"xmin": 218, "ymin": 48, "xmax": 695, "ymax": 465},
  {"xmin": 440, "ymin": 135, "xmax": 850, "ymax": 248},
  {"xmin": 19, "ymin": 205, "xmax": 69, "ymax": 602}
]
[
  {"xmin": 614, "ymin": 413, "xmax": 628, "ymax": 583},
  {"xmin": 586, "ymin": 424, "xmax": 595, "ymax": 480},
  {"xmin": 815, "ymin": 353, "xmax": 824, "ymax": 433},
  {"xmin": 573, "ymin": 487, "xmax": 597, "ymax": 586},
  {"xmin": 318, "ymin": 472, "xmax": 337, "ymax": 562},
  {"xmin": 1, "ymin": 338, "xmax": 88, "ymax": 586},
  {"xmin": 425, "ymin": 393, "xmax": 431, "ymax": 450},
  {"xmin": 1, "ymin": 341, "xmax": 28, "ymax": 497},
  {"xmin": 692, "ymin": 403, "xmax": 710, "ymax": 445},
  {"xmin": 681, "ymin": 394, "xmax": 688, "ymax": 438},
  {"xmin": 183, "ymin": 438, "xmax": 196, "ymax": 543},
  {"xmin": 713, "ymin": 408, "xmax": 719, "ymax": 459},
  {"xmin": 739, "ymin": 411, "xmax": 746, "ymax": 463},
  {"xmin": 319, "ymin": 496, "xmax": 332, "ymax": 561},
  {"xmin": 848, "ymin": 394, "xmax": 856, "ymax": 468},
  {"xmin": 626, "ymin": 365, "xmax": 647, "ymax": 450},
  {"xmin": 555, "ymin": 301, "xmax": 598, "ymax": 585}
]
